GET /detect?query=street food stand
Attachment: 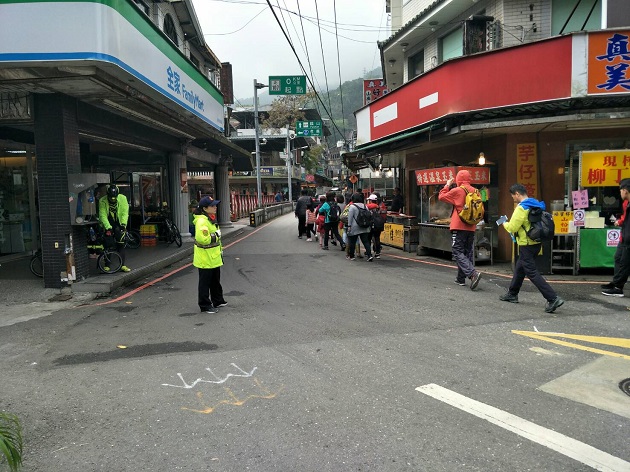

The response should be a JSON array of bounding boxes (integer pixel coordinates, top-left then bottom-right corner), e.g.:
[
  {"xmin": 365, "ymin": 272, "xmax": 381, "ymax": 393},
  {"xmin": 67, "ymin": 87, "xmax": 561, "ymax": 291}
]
[
  {"xmin": 573, "ymin": 150, "xmax": 628, "ymax": 272},
  {"xmin": 414, "ymin": 166, "xmax": 493, "ymax": 263}
]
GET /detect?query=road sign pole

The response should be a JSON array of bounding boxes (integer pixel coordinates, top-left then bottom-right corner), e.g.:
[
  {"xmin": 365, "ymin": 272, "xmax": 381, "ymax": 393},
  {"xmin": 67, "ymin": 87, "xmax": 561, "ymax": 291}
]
[
  {"xmin": 286, "ymin": 124, "xmax": 292, "ymax": 202},
  {"xmin": 253, "ymin": 79, "xmax": 267, "ymax": 208}
]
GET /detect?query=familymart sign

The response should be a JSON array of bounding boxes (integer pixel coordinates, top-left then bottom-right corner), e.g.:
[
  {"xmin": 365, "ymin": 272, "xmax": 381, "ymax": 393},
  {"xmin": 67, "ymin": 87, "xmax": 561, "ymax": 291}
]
[{"xmin": 0, "ymin": 0, "xmax": 225, "ymax": 132}]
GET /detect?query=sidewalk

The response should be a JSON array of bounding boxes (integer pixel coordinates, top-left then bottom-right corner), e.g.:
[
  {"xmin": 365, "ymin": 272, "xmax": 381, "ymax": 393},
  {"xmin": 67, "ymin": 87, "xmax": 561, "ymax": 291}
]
[{"xmin": 0, "ymin": 219, "xmax": 252, "ymax": 328}]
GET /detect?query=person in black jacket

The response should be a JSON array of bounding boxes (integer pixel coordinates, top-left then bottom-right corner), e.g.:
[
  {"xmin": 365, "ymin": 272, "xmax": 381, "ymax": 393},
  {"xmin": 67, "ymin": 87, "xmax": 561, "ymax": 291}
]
[
  {"xmin": 390, "ymin": 187, "xmax": 404, "ymax": 213},
  {"xmin": 294, "ymin": 189, "xmax": 313, "ymax": 239},
  {"xmin": 602, "ymin": 178, "xmax": 630, "ymax": 296}
]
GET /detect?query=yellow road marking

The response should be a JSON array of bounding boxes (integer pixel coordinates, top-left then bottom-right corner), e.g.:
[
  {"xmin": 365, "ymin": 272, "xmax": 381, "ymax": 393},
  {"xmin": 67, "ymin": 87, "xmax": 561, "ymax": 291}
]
[{"xmin": 513, "ymin": 331, "xmax": 630, "ymax": 360}]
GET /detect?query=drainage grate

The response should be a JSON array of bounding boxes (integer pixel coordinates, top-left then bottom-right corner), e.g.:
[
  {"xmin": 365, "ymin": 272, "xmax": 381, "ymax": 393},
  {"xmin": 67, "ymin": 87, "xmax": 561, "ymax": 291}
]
[{"xmin": 619, "ymin": 378, "xmax": 630, "ymax": 397}]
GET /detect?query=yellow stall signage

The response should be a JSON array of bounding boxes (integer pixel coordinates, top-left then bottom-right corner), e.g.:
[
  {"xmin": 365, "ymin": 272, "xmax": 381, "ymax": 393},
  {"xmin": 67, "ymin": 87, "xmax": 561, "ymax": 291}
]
[
  {"xmin": 581, "ymin": 150, "xmax": 630, "ymax": 187},
  {"xmin": 553, "ymin": 211, "xmax": 574, "ymax": 234},
  {"xmin": 381, "ymin": 223, "xmax": 404, "ymax": 248}
]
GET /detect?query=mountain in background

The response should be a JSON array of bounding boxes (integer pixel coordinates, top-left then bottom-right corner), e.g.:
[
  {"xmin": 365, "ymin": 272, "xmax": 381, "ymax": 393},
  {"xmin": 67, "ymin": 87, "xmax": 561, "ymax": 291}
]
[{"xmin": 237, "ymin": 66, "xmax": 383, "ymax": 144}]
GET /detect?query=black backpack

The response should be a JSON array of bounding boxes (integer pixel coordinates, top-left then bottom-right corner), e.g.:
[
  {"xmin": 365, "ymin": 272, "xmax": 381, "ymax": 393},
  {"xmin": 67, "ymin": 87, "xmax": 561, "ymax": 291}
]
[
  {"xmin": 371, "ymin": 208, "xmax": 385, "ymax": 231},
  {"xmin": 355, "ymin": 204, "xmax": 374, "ymax": 228},
  {"xmin": 328, "ymin": 203, "xmax": 340, "ymax": 223},
  {"xmin": 526, "ymin": 207, "xmax": 555, "ymax": 242}
]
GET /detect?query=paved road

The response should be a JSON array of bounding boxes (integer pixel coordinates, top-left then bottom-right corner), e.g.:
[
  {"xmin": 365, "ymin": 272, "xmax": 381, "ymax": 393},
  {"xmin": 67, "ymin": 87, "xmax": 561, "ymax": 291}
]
[{"xmin": 1, "ymin": 213, "xmax": 629, "ymax": 471}]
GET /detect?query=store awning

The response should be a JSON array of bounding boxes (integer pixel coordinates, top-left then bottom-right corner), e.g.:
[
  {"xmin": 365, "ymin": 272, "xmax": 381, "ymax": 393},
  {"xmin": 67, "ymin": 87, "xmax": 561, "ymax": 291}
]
[{"xmin": 344, "ymin": 123, "xmax": 444, "ymax": 171}]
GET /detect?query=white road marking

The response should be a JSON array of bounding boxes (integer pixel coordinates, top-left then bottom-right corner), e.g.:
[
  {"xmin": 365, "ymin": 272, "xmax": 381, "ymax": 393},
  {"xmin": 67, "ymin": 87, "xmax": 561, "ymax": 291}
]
[{"xmin": 416, "ymin": 383, "xmax": 630, "ymax": 472}]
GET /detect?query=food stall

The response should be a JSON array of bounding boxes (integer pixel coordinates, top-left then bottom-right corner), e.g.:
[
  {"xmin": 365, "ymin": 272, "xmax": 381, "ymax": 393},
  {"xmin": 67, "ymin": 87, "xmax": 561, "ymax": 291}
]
[
  {"xmin": 574, "ymin": 150, "xmax": 628, "ymax": 271},
  {"xmin": 414, "ymin": 166, "xmax": 493, "ymax": 263}
]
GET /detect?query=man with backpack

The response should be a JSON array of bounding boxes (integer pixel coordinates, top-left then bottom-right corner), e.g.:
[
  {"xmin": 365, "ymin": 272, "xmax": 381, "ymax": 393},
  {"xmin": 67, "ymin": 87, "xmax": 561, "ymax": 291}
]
[
  {"xmin": 498, "ymin": 183, "xmax": 564, "ymax": 313},
  {"xmin": 367, "ymin": 193, "xmax": 386, "ymax": 258},
  {"xmin": 439, "ymin": 170, "xmax": 483, "ymax": 290},
  {"xmin": 318, "ymin": 191, "xmax": 345, "ymax": 251}
]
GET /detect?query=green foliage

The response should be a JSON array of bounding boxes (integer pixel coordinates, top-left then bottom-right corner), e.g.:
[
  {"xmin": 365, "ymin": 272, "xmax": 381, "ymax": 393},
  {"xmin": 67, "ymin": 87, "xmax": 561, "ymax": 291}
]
[
  {"xmin": 302, "ymin": 145, "xmax": 326, "ymax": 173},
  {"xmin": 0, "ymin": 412, "xmax": 23, "ymax": 472},
  {"xmin": 260, "ymin": 91, "xmax": 317, "ymax": 130}
]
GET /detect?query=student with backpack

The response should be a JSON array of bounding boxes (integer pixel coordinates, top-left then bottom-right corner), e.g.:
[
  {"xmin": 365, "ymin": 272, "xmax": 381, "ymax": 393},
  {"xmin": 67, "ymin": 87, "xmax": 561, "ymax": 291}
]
[
  {"xmin": 498, "ymin": 183, "xmax": 564, "ymax": 313},
  {"xmin": 318, "ymin": 191, "xmax": 345, "ymax": 251},
  {"xmin": 438, "ymin": 169, "xmax": 483, "ymax": 290}
]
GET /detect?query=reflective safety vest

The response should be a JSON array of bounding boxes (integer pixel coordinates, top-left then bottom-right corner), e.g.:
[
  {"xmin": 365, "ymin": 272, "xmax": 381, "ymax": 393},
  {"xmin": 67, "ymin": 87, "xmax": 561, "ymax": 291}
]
[{"xmin": 192, "ymin": 213, "xmax": 223, "ymax": 269}]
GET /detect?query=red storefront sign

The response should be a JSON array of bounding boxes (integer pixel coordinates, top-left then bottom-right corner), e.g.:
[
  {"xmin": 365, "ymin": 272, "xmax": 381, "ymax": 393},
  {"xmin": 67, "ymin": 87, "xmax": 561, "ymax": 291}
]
[
  {"xmin": 415, "ymin": 166, "xmax": 490, "ymax": 186},
  {"xmin": 363, "ymin": 79, "xmax": 389, "ymax": 105}
]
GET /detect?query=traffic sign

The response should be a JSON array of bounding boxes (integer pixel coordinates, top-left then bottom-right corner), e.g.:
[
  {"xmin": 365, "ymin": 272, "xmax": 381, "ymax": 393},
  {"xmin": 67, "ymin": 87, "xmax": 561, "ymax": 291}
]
[
  {"xmin": 296, "ymin": 120, "xmax": 322, "ymax": 137},
  {"xmin": 269, "ymin": 76, "xmax": 306, "ymax": 95}
]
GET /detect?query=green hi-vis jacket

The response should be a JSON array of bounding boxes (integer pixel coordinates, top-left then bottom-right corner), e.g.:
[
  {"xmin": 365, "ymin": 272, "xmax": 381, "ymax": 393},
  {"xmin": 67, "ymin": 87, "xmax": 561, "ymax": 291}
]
[
  {"xmin": 503, "ymin": 205, "xmax": 538, "ymax": 246},
  {"xmin": 193, "ymin": 214, "xmax": 223, "ymax": 269},
  {"xmin": 98, "ymin": 195, "xmax": 129, "ymax": 230}
]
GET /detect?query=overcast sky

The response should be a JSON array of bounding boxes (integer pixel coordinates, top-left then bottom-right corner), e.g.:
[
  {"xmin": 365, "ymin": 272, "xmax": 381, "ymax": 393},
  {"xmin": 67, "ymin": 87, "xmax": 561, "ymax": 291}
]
[{"xmin": 191, "ymin": 0, "xmax": 391, "ymax": 102}]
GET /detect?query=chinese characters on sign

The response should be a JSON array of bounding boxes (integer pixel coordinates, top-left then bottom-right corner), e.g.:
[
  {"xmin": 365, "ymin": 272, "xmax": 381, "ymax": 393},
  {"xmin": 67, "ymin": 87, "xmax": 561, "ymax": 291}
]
[
  {"xmin": 363, "ymin": 79, "xmax": 389, "ymax": 105},
  {"xmin": 269, "ymin": 76, "xmax": 306, "ymax": 95},
  {"xmin": 588, "ymin": 31, "xmax": 630, "ymax": 94},
  {"xmin": 572, "ymin": 189, "xmax": 589, "ymax": 209},
  {"xmin": 552, "ymin": 211, "xmax": 574, "ymax": 234},
  {"xmin": 580, "ymin": 150, "xmax": 630, "ymax": 187},
  {"xmin": 296, "ymin": 121, "xmax": 322, "ymax": 137},
  {"xmin": 414, "ymin": 166, "xmax": 490, "ymax": 186},
  {"xmin": 516, "ymin": 143, "xmax": 538, "ymax": 199},
  {"xmin": 166, "ymin": 66, "xmax": 205, "ymax": 112},
  {"xmin": 381, "ymin": 223, "xmax": 404, "ymax": 248}
]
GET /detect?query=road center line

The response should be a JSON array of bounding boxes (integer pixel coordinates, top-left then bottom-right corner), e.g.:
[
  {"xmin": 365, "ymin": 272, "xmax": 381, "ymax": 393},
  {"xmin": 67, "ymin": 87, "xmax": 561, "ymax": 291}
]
[{"xmin": 415, "ymin": 383, "xmax": 630, "ymax": 472}]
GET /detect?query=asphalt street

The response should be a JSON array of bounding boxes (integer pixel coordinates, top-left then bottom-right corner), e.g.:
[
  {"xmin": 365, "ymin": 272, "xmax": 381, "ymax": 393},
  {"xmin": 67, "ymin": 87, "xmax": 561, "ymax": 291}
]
[{"xmin": 1, "ymin": 213, "xmax": 629, "ymax": 471}]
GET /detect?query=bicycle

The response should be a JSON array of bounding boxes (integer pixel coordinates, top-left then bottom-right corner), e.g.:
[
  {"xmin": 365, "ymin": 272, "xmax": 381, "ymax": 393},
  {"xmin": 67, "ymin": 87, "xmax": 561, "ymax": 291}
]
[
  {"xmin": 157, "ymin": 209, "xmax": 182, "ymax": 247},
  {"xmin": 121, "ymin": 228, "xmax": 141, "ymax": 249},
  {"xmin": 87, "ymin": 226, "xmax": 123, "ymax": 274},
  {"xmin": 30, "ymin": 249, "xmax": 43, "ymax": 278}
]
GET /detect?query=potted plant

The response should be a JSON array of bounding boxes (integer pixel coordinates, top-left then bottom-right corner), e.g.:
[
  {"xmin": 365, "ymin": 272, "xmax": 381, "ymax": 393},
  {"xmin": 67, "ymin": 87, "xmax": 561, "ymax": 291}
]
[{"xmin": 0, "ymin": 412, "xmax": 23, "ymax": 471}]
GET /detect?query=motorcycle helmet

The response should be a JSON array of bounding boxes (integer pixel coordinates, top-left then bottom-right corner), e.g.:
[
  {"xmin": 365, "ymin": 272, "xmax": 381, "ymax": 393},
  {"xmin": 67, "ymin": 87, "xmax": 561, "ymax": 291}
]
[{"xmin": 106, "ymin": 184, "xmax": 119, "ymax": 203}]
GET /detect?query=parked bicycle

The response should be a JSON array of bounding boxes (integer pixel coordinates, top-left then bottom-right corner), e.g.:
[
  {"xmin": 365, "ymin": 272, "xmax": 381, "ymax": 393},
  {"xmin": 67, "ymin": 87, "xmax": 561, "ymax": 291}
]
[
  {"xmin": 30, "ymin": 249, "xmax": 43, "ymax": 278},
  {"xmin": 147, "ymin": 208, "xmax": 182, "ymax": 247}
]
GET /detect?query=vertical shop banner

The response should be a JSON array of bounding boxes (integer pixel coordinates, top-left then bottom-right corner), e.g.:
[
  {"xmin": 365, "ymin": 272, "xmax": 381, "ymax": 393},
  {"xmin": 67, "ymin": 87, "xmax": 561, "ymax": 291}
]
[
  {"xmin": 516, "ymin": 143, "xmax": 538, "ymax": 198},
  {"xmin": 363, "ymin": 79, "xmax": 389, "ymax": 106},
  {"xmin": 580, "ymin": 150, "xmax": 630, "ymax": 186},
  {"xmin": 588, "ymin": 30, "xmax": 630, "ymax": 94},
  {"xmin": 180, "ymin": 169, "xmax": 188, "ymax": 193}
]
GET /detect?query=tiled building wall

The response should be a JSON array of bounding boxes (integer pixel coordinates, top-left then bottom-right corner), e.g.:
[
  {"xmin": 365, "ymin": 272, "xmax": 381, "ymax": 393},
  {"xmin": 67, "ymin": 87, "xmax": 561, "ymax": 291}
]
[{"xmin": 34, "ymin": 94, "xmax": 89, "ymax": 288}]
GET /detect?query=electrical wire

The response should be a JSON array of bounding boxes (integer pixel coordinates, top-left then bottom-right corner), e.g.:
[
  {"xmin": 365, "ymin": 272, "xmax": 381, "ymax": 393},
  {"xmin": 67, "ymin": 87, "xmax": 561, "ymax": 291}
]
[
  {"xmin": 203, "ymin": 7, "xmax": 267, "ymax": 35},
  {"xmin": 314, "ymin": 1, "xmax": 333, "ymax": 116},
  {"xmin": 333, "ymin": 0, "xmax": 347, "ymax": 139},
  {"xmin": 263, "ymin": 0, "xmax": 346, "ymax": 142}
]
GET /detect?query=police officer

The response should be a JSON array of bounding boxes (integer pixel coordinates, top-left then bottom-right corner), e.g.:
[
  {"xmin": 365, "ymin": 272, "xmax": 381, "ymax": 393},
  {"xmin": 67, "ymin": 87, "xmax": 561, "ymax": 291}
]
[
  {"xmin": 98, "ymin": 184, "xmax": 131, "ymax": 272},
  {"xmin": 193, "ymin": 196, "xmax": 227, "ymax": 313}
]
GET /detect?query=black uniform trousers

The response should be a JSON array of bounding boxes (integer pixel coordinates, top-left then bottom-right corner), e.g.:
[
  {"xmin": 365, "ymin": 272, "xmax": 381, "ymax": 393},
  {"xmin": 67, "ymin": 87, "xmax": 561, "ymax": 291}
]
[{"xmin": 198, "ymin": 267, "xmax": 225, "ymax": 311}]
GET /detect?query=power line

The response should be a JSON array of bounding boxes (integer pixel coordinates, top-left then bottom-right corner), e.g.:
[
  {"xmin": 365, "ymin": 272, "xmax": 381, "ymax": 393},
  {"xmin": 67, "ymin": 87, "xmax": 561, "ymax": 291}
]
[
  {"xmin": 314, "ymin": 1, "xmax": 333, "ymax": 119},
  {"xmin": 263, "ymin": 0, "xmax": 346, "ymax": 142},
  {"xmin": 333, "ymin": 0, "xmax": 347, "ymax": 139}
]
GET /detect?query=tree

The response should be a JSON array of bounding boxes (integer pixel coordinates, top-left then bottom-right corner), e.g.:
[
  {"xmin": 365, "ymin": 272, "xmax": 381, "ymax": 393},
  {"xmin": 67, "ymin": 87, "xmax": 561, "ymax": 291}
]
[
  {"xmin": 260, "ymin": 90, "xmax": 317, "ymax": 131},
  {"xmin": 302, "ymin": 145, "xmax": 325, "ymax": 173}
]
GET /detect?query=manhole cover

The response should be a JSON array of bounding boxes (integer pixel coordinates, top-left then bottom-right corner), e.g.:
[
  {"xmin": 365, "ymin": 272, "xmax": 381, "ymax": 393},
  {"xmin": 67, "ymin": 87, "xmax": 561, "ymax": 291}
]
[{"xmin": 619, "ymin": 378, "xmax": 630, "ymax": 397}]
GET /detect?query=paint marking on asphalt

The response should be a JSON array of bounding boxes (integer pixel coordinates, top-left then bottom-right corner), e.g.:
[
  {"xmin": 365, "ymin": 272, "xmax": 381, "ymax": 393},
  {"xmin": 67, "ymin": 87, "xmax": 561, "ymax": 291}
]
[
  {"xmin": 415, "ymin": 383, "xmax": 630, "ymax": 472},
  {"xmin": 513, "ymin": 331, "xmax": 630, "ymax": 360}
]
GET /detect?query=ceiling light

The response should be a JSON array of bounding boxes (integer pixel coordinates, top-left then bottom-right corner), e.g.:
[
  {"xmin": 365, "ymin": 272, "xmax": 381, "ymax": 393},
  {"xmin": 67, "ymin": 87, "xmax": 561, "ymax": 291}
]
[
  {"xmin": 478, "ymin": 152, "xmax": 485, "ymax": 166},
  {"xmin": 78, "ymin": 132, "xmax": 153, "ymax": 151},
  {"xmin": 400, "ymin": 42, "xmax": 409, "ymax": 52},
  {"xmin": 388, "ymin": 59, "xmax": 396, "ymax": 67}
]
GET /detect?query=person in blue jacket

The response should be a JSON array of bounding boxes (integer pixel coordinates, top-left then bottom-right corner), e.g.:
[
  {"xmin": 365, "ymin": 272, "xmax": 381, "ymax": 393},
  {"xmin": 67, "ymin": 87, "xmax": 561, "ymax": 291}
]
[
  {"xmin": 498, "ymin": 183, "xmax": 564, "ymax": 313},
  {"xmin": 193, "ymin": 196, "xmax": 227, "ymax": 314}
]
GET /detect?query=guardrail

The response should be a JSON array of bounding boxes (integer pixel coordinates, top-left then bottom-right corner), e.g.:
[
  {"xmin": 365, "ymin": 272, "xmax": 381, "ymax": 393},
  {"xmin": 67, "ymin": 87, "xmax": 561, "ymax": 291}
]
[
  {"xmin": 230, "ymin": 192, "xmax": 276, "ymax": 221},
  {"xmin": 249, "ymin": 203, "xmax": 294, "ymax": 227}
]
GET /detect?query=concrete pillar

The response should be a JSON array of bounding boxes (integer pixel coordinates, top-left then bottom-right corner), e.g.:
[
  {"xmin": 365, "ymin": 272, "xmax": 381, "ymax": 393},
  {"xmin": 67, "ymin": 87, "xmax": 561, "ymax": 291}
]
[
  {"xmin": 215, "ymin": 162, "xmax": 233, "ymax": 227},
  {"xmin": 34, "ymin": 94, "xmax": 89, "ymax": 289},
  {"xmin": 169, "ymin": 152, "xmax": 191, "ymax": 237}
]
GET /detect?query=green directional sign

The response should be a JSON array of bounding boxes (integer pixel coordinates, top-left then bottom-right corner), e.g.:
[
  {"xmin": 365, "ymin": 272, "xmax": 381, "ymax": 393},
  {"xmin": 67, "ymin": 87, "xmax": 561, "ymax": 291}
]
[
  {"xmin": 269, "ymin": 75, "xmax": 306, "ymax": 95},
  {"xmin": 296, "ymin": 120, "xmax": 322, "ymax": 137}
]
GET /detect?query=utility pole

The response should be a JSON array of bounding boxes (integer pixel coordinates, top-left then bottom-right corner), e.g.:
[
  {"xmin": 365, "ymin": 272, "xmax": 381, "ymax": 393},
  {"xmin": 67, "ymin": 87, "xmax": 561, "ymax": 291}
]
[{"xmin": 253, "ymin": 79, "xmax": 268, "ymax": 208}]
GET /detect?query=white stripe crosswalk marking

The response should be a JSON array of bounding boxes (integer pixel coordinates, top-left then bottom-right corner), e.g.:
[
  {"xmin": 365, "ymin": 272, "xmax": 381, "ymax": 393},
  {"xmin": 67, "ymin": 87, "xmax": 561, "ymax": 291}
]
[{"xmin": 416, "ymin": 383, "xmax": 630, "ymax": 472}]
